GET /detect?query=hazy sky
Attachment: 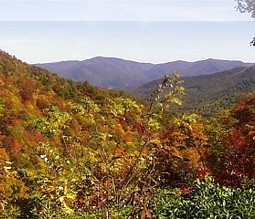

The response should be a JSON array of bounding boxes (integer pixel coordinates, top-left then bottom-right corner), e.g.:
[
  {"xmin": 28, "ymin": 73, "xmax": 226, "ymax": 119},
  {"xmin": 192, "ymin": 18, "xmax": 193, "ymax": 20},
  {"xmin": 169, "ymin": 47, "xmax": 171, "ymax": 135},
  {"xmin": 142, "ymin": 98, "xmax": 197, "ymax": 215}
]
[{"xmin": 0, "ymin": 0, "xmax": 254, "ymax": 63}]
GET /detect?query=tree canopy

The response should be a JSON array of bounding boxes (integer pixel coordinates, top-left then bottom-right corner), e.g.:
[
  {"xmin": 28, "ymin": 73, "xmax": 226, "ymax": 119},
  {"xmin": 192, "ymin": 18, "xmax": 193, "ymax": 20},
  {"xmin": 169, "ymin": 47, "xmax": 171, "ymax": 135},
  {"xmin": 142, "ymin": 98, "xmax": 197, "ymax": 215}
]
[
  {"xmin": 235, "ymin": 0, "xmax": 255, "ymax": 46},
  {"xmin": 236, "ymin": 0, "xmax": 255, "ymax": 18}
]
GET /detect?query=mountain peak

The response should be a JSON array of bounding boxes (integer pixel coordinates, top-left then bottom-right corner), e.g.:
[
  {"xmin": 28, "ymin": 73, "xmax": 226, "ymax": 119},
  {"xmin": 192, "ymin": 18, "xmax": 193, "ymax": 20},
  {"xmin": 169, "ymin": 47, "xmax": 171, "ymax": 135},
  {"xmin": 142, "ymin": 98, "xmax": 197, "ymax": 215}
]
[{"xmin": 36, "ymin": 57, "xmax": 253, "ymax": 88}]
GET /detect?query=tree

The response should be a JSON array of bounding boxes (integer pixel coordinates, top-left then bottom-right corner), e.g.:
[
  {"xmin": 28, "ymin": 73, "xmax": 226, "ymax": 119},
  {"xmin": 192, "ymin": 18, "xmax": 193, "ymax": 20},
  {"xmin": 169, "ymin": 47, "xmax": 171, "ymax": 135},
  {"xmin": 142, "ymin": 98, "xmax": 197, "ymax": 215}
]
[
  {"xmin": 235, "ymin": 0, "xmax": 255, "ymax": 46},
  {"xmin": 236, "ymin": 0, "xmax": 255, "ymax": 18}
]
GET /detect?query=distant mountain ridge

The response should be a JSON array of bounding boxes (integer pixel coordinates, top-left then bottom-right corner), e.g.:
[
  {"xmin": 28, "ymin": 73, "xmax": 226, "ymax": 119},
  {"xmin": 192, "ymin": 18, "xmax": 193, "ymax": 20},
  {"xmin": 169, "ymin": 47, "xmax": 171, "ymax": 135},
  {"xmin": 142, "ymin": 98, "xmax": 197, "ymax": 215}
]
[
  {"xmin": 36, "ymin": 57, "xmax": 153, "ymax": 88},
  {"xmin": 131, "ymin": 65, "xmax": 255, "ymax": 115},
  {"xmin": 35, "ymin": 57, "xmax": 253, "ymax": 88}
]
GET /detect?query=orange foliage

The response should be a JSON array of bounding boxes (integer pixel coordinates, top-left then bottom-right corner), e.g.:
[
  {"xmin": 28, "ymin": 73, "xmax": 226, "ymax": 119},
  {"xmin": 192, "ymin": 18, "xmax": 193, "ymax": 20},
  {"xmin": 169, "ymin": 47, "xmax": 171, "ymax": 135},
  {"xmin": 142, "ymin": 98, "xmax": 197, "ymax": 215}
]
[
  {"xmin": 0, "ymin": 88, "xmax": 4, "ymax": 96},
  {"xmin": 123, "ymin": 133, "xmax": 133, "ymax": 144},
  {"xmin": 0, "ymin": 148, "xmax": 9, "ymax": 160},
  {"xmin": 114, "ymin": 146, "xmax": 126, "ymax": 155},
  {"xmin": 3, "ymin": 137, "xmax": 22, "ymax": 153},
  {"xmin": 49, "ymin": 136, "xmax": 62, "ymax": 148},
  {"xmin": 24, "ymin": 131, "xmax": 46, "ymax": 143}
]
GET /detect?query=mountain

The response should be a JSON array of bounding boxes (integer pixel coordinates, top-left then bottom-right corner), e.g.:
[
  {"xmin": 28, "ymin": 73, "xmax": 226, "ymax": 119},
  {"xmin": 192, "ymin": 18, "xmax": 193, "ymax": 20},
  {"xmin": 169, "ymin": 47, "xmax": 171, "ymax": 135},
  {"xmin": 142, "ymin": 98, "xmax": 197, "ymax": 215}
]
[
  {"xmin": 36, "ymin": 57, "xmax": 153, "ymax": 88},
  {"xmin": 131, "ymin": 65, "xmax": 255, "ymax": 115},
  {"xmin": 36, "ymin": 57, "xmax": 253, "ymax": 88}
]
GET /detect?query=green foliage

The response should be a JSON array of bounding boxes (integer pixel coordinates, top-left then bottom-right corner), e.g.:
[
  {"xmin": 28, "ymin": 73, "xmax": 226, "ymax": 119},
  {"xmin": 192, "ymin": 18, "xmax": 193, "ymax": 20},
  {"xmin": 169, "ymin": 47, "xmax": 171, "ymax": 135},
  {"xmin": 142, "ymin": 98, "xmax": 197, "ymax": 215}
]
[
  {"xmin": 152, "ymin": 176, "xmax": 255, "ymax": 218},
  {"xmin": 35, "ymin": 106, "xmax": 71, "ymax": 137},
  {"xmin": 72, "ymin": 97, "xmax": 100, "ymax": 115},
  {"xmin": 134, "ymin": 66, "xmax": 255, "ymax": 116},
  {"xmin": 149, "ymin": 73, "xmax": 185, "ymax": 107}
]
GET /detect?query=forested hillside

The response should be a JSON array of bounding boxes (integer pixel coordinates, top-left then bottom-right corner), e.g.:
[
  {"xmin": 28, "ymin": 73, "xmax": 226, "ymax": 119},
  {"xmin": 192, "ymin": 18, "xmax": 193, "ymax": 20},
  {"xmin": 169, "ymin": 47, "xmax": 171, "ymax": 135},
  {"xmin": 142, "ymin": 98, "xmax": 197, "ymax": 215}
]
[
  {"xmin": 36, "ymin": 57, "xmax": 252, "ymax": 88},
  {"xmin": 0, "ymin": 50, "xmax": 254, "ymax": 218},
  {"xmin": 132, "ymin": 65, "xmax": 255, "ymax": 116}
]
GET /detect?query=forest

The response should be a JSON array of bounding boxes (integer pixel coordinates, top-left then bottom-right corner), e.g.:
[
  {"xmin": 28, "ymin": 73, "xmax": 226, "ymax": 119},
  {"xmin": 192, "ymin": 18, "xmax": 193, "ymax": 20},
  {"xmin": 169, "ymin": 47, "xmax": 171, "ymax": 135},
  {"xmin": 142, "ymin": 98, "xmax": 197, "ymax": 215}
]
[{"xmin": 0, "ymin": 50, "xmax": 254, "ymax": 218}]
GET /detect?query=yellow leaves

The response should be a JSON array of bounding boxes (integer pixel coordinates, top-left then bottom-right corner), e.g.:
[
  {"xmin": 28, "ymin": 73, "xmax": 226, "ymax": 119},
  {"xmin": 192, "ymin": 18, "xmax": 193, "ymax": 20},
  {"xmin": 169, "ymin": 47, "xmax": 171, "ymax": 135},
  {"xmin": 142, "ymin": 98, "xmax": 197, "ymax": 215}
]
[
  {"xmin": 116, "ymin": 123, "xmax": 124, "ymax": 134},
  {"xmin": 57, "ymin": 179, "xmax": 76, "ymax": 214},
  {"xmin": 148, "ymin": 113, "xmax": 163, "ymax": 131},
  {"xmin": 172, "ymin": 114, "xmax": 208, "ymax": 149},
  {"xmin": 0, "ymin": 170, "xmax": 28, "ymax": 203},
  {"xmin": 35, "ymin": 94, "xmax": 51, "ymax": 110},
  {"xmin": 78, "ymin": 147, "xmax": 99, "ymax": 165},
  {"xmin": 173, "ymin": 113, "xmax": 199, "ymax": 129},
  {"xmin": 180, "ymin": 148, "xmax": 201, "ymax": 169},
  {"xmin": 60, "ymin": 199, "xmax": 74, "ymax": 214},
  {"xmin": 104, "ymin": 97, "xmax": 143, "ymax": 118},
  {"xmin": 0, "ymin": 78, "xmax": 4, "ymax": 86},
  {"xmin": 150, "ymin": 73, "xmax": 185, "ymax": 112},
  {"xmin": 149, "ymin": 138, "xmax": 161, "ymax": 147}
]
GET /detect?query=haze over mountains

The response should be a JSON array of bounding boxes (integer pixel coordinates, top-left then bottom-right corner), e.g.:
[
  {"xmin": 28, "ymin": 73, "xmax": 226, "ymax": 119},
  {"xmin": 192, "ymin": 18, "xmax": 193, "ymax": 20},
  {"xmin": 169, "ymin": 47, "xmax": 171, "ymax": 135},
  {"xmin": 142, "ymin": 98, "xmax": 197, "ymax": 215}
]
[
  {"xmin": 132, "ymin": 65, "xmax": 255, "ymax": 115},
  {"xmin": 36, "ymin": 57, "xmax": 253, "ymax": 88}
]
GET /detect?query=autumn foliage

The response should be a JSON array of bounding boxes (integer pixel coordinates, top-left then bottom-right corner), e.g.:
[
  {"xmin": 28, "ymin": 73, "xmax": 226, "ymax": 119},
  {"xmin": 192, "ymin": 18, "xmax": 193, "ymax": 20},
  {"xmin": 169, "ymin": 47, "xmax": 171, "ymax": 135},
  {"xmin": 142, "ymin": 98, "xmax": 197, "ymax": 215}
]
[{"xmin": 0, "ymin": 50, "xmax": 254, "ymax": 218}]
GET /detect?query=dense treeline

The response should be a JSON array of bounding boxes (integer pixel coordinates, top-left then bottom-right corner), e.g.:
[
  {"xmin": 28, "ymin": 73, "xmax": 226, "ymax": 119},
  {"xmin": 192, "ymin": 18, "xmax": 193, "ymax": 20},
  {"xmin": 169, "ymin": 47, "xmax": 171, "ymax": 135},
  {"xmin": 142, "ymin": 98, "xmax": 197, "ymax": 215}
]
[
  {"xmin": 0, "ymin": 50, "xmax": 254, "ymax": 218},
  {"xmin": 132, "ymin": 65, "xmax": 255, "ymax": 117}
]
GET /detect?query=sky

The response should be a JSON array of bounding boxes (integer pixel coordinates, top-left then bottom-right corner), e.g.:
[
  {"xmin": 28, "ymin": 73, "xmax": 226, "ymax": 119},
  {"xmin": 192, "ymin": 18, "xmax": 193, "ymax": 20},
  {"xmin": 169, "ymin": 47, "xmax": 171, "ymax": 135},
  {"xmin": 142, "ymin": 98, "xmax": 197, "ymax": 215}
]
[{"xmin": 0, "ymin": 0, "xmax": 254, "ymax": 64}]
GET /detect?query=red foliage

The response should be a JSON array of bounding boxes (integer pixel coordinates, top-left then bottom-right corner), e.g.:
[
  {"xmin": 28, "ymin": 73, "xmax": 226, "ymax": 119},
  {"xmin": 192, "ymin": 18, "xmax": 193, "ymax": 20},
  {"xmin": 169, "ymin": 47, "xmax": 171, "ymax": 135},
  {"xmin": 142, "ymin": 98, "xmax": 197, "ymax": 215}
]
[
  {"xmin": 198, "ymin": 168, "xmax": 210, "ymax": 180},
  {"xmin": 225, "ymin": 129, "xmax": 246, "ymax": 150},
  {"xmin": 19, "ymin": 79, "xmax": 35, "ymax": 102},
  {"xmin": 161, "ymin": 128, "xmax": 175, "ymax": 140},
  {"xmin": 180, "ymin": 186, "xmax": 193, "ymax": 196},
  {"xmin": 133, "ymin": 122, "xmax": 145, "ymax": 135},
  {"xmin": 210, "ymin": 128, "xmax": 255, "ymax": 187},
  {"xmin": 205, "ymin": 93, "xmax": 255, "ymax": 187}
]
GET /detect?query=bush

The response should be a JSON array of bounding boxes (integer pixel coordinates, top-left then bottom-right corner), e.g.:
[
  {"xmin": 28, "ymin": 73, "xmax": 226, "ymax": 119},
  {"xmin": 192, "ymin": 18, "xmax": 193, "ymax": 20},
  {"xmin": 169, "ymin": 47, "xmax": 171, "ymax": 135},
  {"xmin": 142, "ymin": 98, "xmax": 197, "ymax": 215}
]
[{"xmin": 152, "ymin": 176, "xmax": 255, "ymax": 219}]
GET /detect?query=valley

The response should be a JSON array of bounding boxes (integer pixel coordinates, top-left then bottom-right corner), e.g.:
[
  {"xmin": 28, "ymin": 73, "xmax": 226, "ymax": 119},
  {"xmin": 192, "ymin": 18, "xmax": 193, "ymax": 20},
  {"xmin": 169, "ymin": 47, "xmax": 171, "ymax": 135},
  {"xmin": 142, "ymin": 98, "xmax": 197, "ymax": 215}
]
[{"xmin": 131, "ymin": 65, "xmax": 255, "ymax": 115}]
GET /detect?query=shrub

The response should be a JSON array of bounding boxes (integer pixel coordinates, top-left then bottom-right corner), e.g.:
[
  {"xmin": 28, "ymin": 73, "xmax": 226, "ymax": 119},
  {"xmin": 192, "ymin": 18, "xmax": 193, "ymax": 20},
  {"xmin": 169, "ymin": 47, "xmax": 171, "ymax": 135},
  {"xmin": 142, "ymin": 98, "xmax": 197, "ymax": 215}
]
[{"xmin": 152, "ymin": 176, "xmax": 255, "ymax": 218}]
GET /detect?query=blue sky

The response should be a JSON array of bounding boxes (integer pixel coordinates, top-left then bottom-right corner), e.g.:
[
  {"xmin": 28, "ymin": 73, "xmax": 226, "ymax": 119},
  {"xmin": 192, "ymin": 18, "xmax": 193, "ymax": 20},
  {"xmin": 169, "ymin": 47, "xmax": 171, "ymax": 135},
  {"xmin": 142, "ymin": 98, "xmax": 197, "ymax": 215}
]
[
  {"xmin": 0, "ymin": 0, "xmax": 252, "ymax": 21},
  {"xmin": 0, "ymin": 1, "xmax": 254, "ymax": 63}
]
